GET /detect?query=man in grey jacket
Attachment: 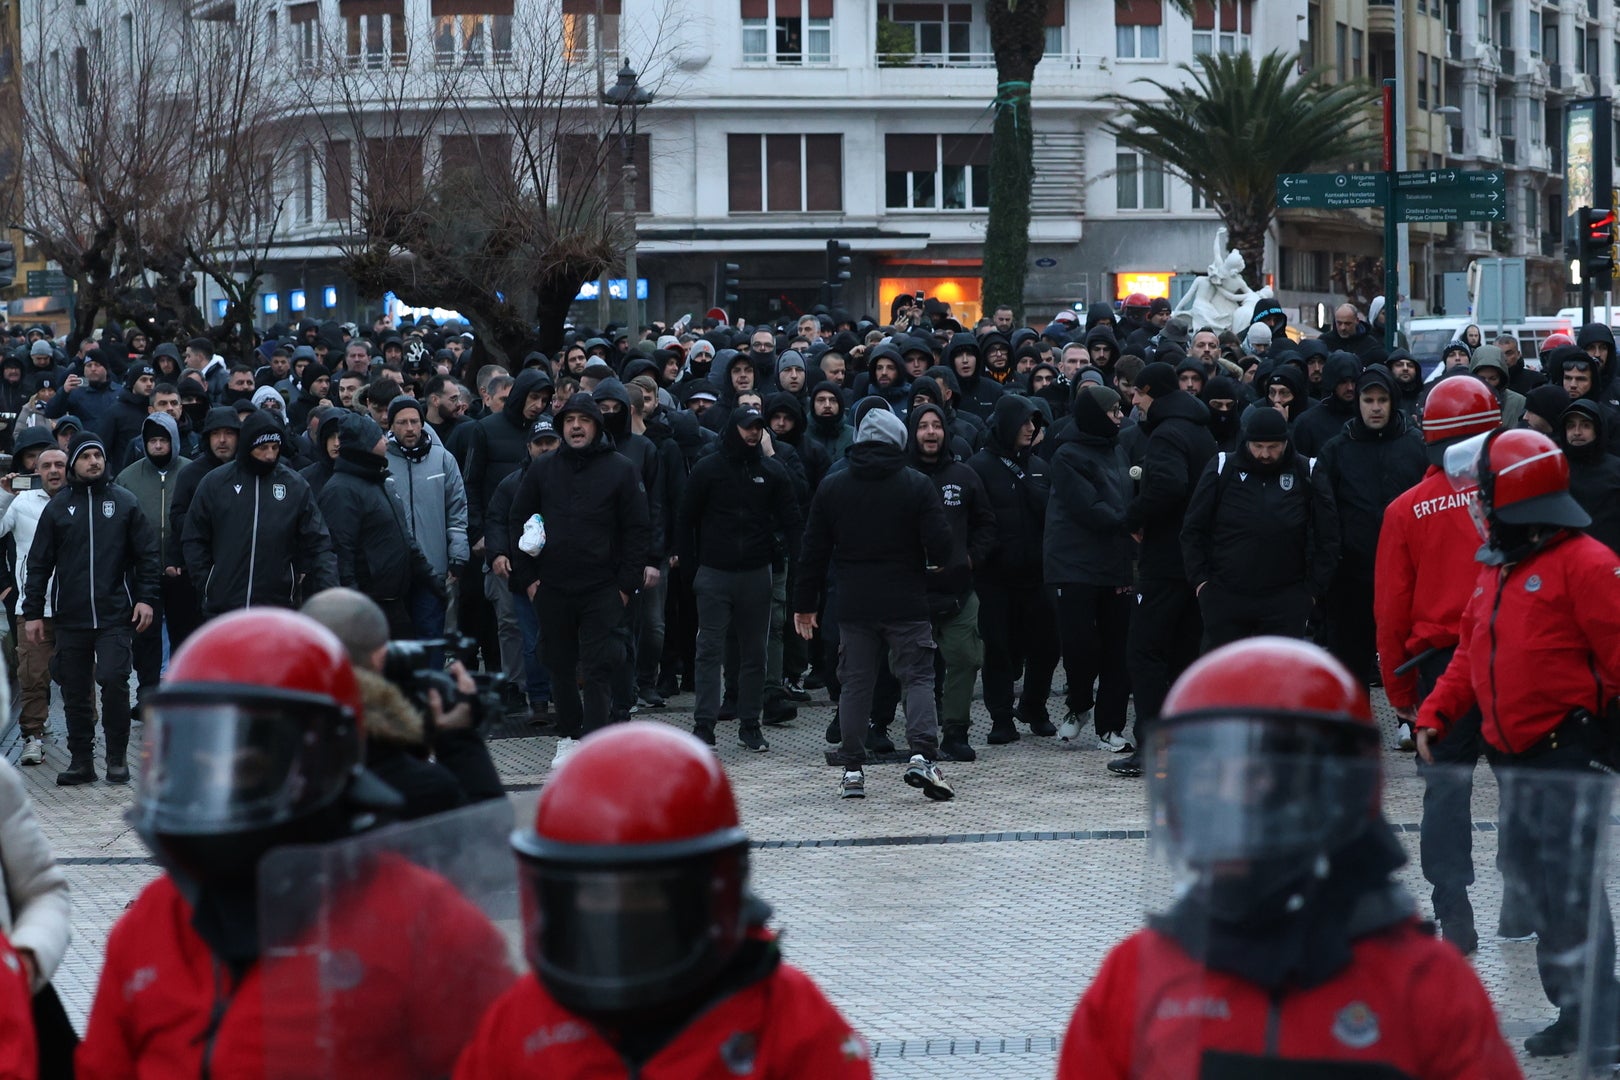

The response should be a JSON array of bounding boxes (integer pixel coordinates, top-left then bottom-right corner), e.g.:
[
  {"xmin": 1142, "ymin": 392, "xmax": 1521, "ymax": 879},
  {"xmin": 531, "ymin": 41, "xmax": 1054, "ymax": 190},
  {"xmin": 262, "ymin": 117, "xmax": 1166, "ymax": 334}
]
[{"xmin": 386, "ymin": 397, "xmax": 469, "ymax": 646}]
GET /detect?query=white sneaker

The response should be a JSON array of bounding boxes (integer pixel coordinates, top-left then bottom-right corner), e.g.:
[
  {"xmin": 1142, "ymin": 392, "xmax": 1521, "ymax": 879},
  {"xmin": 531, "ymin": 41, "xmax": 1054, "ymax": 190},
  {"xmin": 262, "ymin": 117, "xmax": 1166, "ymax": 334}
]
[
  {"xmin": 1397, "ymin": 722, "xmax": 1415, "ymax": 752},
  {"xmin": 551, "ymin": 737, "xmax": 580, "ymax": 769},
  {"xmin": 902, "ymin": 754, "xmax": 954, "ymax": 801},
  {"xmin": 840, "ymin": 770, "xmax": 865, "ymax": 799},
  {"xmin": 1057, "ymin": 709, "xmax": 1088, "ymax": 742},
  {"xmin": 18, "ymin": 738, "xmax": 43, "ymax": 766},
  {"xmin": 1097, "ymin": 731, "xmax": 1134, "ymax": 754}
]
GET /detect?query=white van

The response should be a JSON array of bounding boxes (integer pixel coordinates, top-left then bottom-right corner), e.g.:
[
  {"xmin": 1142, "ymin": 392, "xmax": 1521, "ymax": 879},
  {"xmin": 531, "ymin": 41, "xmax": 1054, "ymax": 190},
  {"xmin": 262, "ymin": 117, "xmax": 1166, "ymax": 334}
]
[{"xmin": 1406, "ymin": 315, "xmax": 1571, "ymax": 373}]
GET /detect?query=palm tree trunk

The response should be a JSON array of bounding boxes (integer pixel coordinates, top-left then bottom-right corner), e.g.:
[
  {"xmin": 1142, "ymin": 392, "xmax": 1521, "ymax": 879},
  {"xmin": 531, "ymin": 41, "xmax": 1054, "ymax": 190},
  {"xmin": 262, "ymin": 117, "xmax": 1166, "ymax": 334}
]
[{"xmin": 983, "ymin": 0, "xmax": 1049, "ymax": 321}]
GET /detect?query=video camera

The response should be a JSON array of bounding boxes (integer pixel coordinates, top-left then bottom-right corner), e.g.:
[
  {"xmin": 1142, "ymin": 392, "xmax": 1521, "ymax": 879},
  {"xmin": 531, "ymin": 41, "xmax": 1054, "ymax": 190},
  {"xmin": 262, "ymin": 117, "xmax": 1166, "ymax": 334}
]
[{"xmin": 382, "ymin": 635, "xmax": 507, "ymax": 730}]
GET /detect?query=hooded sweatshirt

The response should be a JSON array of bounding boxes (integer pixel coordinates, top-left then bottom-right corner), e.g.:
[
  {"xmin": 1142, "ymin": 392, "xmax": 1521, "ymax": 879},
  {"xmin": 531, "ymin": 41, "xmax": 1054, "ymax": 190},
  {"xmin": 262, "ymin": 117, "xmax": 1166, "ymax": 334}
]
[
  {"xmin": 965, "ymin": 395, "xmax": 1051, "ymax": 587},
  {"xmin": 1558, "ymin": 398, "xmax": 1620, "ymax": 555},
  {"xmin": 1315, "ymin": 365, "xmax": 1427, "ymax": 579},
  {"xmin": 945, "ymin": 333, "xmax": 1003, "ymax": 420},
  {"xmin": 463, "ymin": 368, "xmax": 551, "ymax": 542},
  {"xmin": 905, "ymin": 403, "xmax": 996, "ymax": 602},
  {"xmin": 115, "ymin": 412, "xmax": 184, "ymax": 560},
  {"xmin": 1044, "ymin": 387, "xmax": 1133, "ymax": 587},
  {"xmin": 1291, "ymin": 352, "xmax": 1362, "ymax": 457}
]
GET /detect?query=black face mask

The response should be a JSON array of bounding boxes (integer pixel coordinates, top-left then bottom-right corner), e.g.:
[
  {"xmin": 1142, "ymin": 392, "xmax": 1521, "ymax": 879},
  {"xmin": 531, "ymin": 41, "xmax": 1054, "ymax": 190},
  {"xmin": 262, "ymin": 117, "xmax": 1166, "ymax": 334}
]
[
  {"xmin": 1206, "ymin": 407, "xmax": 1240, "ymax": 443},
  {"xmin": 183, "ymin": 400, "xmax": 208, "ymax": 428},
  {"xmin": 147, "ymin": 444, "xmax": 173, "ymax": 470}
]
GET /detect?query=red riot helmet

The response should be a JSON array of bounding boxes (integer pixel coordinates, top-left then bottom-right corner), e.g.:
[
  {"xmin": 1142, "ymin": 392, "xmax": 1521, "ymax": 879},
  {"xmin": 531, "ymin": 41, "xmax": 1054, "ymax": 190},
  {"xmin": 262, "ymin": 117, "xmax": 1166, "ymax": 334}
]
[
  {"xmin": 133, "ymin": 609, "xmax": 393, "ymax": 885},
  {"xmin": 1123, "ymin": 292, "xmax": 1153, "ymax": 313},
  {"xmin": 1444, "ymin": 427, "xmax": 1591, "ymax": 546},
  {"xmin": 1540, "ymin": 331, "xmax": 1576, "ymax": 353},
  {"xmin": 1418, "ymin": 375, "xmax": 1501, "ymax": 466},
  {"xmin": 1148, "ymin": 638, "xmax": 1380, "ymax": 926},
  {"xmin": 512, "ymin": 722, "xmax": 752, "ymax": 1016}
]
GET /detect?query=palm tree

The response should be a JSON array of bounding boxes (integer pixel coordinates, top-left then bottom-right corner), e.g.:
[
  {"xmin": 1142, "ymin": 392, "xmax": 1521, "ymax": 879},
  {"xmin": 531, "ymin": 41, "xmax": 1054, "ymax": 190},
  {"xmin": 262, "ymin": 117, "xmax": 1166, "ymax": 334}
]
[
  {"xmin": 1106, "ymin": 50, "xmax": 1379, "ymax": 290},
  {"xmin": 981, "ymin": 0, "xmax": 1050, "ymax": 321}
]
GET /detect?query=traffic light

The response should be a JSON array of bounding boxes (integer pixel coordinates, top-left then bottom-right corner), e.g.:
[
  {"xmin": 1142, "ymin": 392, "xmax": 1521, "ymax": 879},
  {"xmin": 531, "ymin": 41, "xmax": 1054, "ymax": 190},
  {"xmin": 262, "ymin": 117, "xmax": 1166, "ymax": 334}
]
[
  {"xmin": 824, "ymin": 240, "xmax": 851, "ymax": 306},
  {"xmin": 721, "ymin": 262, "xmax": 740, "ymax": 306},
  {"xmin": 1580, "ymin": 205, "xmax": 1616, "ymax": 287}
]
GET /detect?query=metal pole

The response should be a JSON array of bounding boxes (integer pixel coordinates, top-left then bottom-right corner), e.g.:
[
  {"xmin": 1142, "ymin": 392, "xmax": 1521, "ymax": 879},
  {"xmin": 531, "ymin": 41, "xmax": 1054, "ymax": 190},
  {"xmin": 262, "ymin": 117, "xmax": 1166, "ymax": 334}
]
[
  {"xmin": 1383, "ymin": 78, "xmax": 1399, "ymax": 350},
  {"xmin": 1393, "ymin": 0, "xmax": 1409, "ymax": 334},
  {"xmin": 623, "ymin": 117, "xmax": 638, "ymax": 335},
  {"xmin": 1495, "ymin": 255, "xmax": 1504, "ymax": 336},
  {"xmin": 594, "ymin": 0, "xmax": 610, "ymax": 328}
]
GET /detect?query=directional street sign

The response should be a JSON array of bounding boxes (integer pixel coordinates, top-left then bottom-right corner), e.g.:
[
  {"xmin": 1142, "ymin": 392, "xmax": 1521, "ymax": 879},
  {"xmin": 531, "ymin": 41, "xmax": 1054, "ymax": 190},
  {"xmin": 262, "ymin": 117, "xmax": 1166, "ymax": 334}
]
[
  {"xmin": 1275, "ymin": 172, "xmax": 1387, "ymax": 209},
  {"xmin": 1391, "ymin": 169, "xmax": 1506, "ymax": 223}
]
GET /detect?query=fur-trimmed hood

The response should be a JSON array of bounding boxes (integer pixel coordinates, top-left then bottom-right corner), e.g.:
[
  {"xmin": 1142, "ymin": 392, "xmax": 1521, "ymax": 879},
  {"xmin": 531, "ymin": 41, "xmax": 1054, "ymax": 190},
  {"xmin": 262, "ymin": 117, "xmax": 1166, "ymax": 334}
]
[{"xmin": 358, "ymin": 669, "xmax": 424, "ymax": 748}]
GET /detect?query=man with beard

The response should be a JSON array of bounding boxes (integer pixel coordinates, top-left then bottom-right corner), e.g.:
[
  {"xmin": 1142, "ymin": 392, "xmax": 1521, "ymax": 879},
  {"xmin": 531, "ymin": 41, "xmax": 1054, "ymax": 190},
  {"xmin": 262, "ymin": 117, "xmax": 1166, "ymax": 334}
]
[
  {"xmin": 423, "ymin": 375, "xmax": 467, "ymax": 446},
  {"xmin": 289, "ymin": 362, "xmax": 332, "ymax": 432},
  {"xmin": 979, "ymin": 330, "xmax": 1015, "ymax": 385},
  {"xmin": 907, "ymin": 404, "xmax": 996, "ymax": 761},
  {"xmin": 385, "ymin": 398, "xmax": 468, "ymax": 644},
  {"xmin": 509, "ymin": 393, "xmax": 651, "ymax": 743},
  {"xmin": 1386, "ymin": 348, "xmax": 1425, "ymax": 417},
  {"xmin": 101, "ymin": 363, "xmax": 155, "ymax": 473},
  {"xmin": 700, "ymin": 351, "xmax": 762, "ymax": 433},
  {"xmin": 164, "ymin": 407, "xmax": 241, "ymax": 647},
  {"xmin": 182, "ymin": 410, "xmax": 337, "ymax": 619},
  {"xmin": 967, "ymin": 395, "xmax": 1059, "ymax": 743},
  {"xmin": 25, "ymin": 432, "xmax": 158, "ymax": 785},
  {"xmin": 1497, "ymin": 333, "xmax": 1546, "ymax": 394},
  {"xmin": 116, "ymin": 412, "xmax": 186, "ymax": 716},
  {"xmin": 1316, "ymin": 365, "xmax": 1426, "ymax": 683},
  {"xmin": 1182, "ymin": 406, "xmax": 1338, "ymax": 650},
  {"xmin": 805, "ymin": 381, "xmax": 852, "ymax": 461},
  {"xmin": 1291, "ymin": 351, "xmax": 1361, "ymax": 456},
  {"xmin": 1045, "ymin": 384, "xmax": 1135, "ymax": 753},
  {"xmin": 1557, "ymin": 399, "xmax": 1620, "ymax": 554},
  {"xmin": 861, "ymin": 345, "xmax": 911, "ymax": 411},
  {"xmin": 46, "ymin": 349, "xmax": 118, "ymax": 435}
]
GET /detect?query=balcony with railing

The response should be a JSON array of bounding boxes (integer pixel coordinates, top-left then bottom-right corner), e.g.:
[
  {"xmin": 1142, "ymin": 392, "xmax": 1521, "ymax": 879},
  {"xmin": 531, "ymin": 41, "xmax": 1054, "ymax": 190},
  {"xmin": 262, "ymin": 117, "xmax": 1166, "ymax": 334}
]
[{"xmin": 873, "ymin": 50, "xmax": 1113, "ymax": 99}]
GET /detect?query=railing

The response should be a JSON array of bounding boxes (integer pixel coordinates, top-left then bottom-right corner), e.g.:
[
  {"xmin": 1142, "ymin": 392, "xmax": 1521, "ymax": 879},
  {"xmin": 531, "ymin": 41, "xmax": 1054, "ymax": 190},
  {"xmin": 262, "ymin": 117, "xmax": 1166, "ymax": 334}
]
[{"xmin": 875, "ymin": 50, "xmax": 1108, "ymax": 70}]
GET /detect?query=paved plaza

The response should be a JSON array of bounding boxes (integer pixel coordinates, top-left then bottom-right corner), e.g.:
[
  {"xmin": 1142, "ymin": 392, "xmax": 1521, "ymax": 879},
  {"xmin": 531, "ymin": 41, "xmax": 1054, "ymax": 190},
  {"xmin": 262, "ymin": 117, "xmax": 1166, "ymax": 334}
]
[{"xmin": 8, "ymin": 679, "xmax": 1613, "ymax": 1078}]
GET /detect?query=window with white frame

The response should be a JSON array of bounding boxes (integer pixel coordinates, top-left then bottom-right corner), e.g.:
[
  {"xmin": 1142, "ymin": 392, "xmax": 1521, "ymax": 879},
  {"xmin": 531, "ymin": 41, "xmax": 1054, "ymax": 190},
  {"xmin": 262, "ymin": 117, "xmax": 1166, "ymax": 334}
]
[
  {"xmin": 1115, "ymin": 0, "xmax": 1161, "ymax": 60},
  {"xmin": 727, "ymin": 133, "xmax": 842, "ymax": 213},
  {"xmin": 1117, "ymin": 151, "xmax": 1166, "ymax": 210},
  {"xmin": 561, "ymin": 0, "xmax": 619, "ymax": 65},
  {"xmin": 743, "ymin": 0, "xmax": 832, "ymax": 65},
  {"xmin": 884, "ymin": 134, "xmax": 990, "ymax": 211},
  {"xmin": 1042, "ymin": 2, "xmax": 1065, "ymax": 58},
  {"xmin": 1479, "ymin": 86, "xmax": 1491, "ymax": 136},
  {"xmin": 290, "ymin": 4, "xmax": 318, "ymax": 69},
  {"xmin": 342, "ymin": 1, "xmax": 406, "ymax": 69},
  {"xmin": 878, "ymin": 3, "xmax": 971, "ymax": 64},
  {"xmin": 434, "ymin": 12, "xmax": 514, "ymax": 66},
  {"xmin": 1190, "ymin": 183, "xmax": 1214, "ymax": 211},
  {"xmin": 1192, "ymin": 0, "xmax": 1251, "ymax": 56}
]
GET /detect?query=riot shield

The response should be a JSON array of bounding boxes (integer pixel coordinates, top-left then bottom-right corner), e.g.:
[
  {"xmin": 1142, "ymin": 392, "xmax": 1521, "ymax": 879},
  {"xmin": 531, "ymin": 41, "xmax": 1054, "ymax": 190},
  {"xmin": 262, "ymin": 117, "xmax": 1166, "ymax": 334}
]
[
  {"xmin": 257, "ymin": 798, "xmax": 524, "ymax": 1079},
  {"xmin": 1098, "ymin": 749, "xmax": 1620, "ymax": 1077}
]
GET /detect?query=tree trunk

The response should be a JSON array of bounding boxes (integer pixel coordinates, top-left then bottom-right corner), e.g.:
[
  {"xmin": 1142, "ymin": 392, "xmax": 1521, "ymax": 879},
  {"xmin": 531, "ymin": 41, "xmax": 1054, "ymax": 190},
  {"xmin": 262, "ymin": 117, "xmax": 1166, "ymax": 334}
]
[
  {"xmin": 983, "ymin": 0, "xmax": 1049, "ymax": 322},
  {"xmin": 534, "ymin": 260, "xmax": 608, "ymax": 355}
]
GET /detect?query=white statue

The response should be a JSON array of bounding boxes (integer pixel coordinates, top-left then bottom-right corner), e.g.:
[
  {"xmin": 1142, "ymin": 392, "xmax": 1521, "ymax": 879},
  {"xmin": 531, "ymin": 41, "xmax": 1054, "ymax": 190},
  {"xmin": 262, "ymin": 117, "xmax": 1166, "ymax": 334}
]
[{"xmin": 1173, "ymin": 228, "xmax": 1273, "ymax": 335}]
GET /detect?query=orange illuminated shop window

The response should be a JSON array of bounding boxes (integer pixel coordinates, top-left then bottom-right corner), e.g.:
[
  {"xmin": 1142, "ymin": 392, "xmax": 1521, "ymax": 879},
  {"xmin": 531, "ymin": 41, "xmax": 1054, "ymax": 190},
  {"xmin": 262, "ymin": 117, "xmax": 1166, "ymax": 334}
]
[
  {"xmin": 879, "ymin": 277, "xmax": 983, "ymax": 325},
  {"xmin": 1114, "ymin": 272, "xmax": 1171, "ymax": 300}
]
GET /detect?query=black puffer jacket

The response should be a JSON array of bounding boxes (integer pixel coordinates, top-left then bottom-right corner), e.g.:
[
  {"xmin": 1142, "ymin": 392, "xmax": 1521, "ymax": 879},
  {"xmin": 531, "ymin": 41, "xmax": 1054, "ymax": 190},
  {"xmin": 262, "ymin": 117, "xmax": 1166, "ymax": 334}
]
[
  {"xmin": 1044, "ymin": 391, "xmax": 1134, "ymax": 587},
  {"xmin": 463, "ymin": 368, "xmax": 551, "ymax": 541},
  {"xmin": 676, "ymin": 420, "xmax": 801, "ymax": 573},
  {"xmin": 966, "ymin": 395, "xmax": 1051, "ymax": 587},
  {"xmin": 23, "ymin": 473, "xmax": 159, "ymax": 630},
  {"xmin": 182, "ymin": 451, "xmax": 336, "ymax": 615},
  {"xmin": 906, "ymin": 403, "xmax": 997, "ymax": 601},
  {"xmin": 1316, "ymin": 408, "xmax": 1427, "ymax": 579},
  {"xmin": 1290, "ymin": 352, "xmax": 1362, "ymax": 457},
  {"xmin": 793, "ymin": 436, "xmax": 952, "ymax": 625},
  {"xmin": 319, "ymin": 447, "xmax": 436, "ymax": 602},
  {"xmin": 1124, "ymin": 389, "xmax": 1218, "ymax": 581},
  {"xmin": 508, "ymin": 394, "xmax": 651, "ymax": 598},
  {"xmin": 594, "ymin": 377, "xmax": 664, "ymax": 562}
]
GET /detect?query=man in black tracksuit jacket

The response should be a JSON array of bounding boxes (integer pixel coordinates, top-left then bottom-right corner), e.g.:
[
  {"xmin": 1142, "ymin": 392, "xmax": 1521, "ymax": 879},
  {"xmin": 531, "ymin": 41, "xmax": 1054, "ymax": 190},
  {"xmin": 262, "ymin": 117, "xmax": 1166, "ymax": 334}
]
[
  {"xmin": 676, "ymin": 407, "xmax": 801, "ymax": 751},
  {"xmin": 1181, "ymin": 405, "xmax": 1339, "ymax": 651},
  {"xmin": 906, "ymin": 403, "xmax": 996, "ymax": 761},
  {"xmin": 319, "ymin": 413, "xmax": 440, "ymax": 638},
  {"xmin": 1114, "ymin": 362, "xmax": 1217, "ymax": 777},
  {"xmin": 509, "ymin": 393, "xmax": 651, "ymax": 738},
  {"xmin": 966, "ymin": 394, "xmax": 1058, "ymax": 743},
  {"xmin": 163, "ymin": 406, "xmax": 241, "ymax": 648},
  {"xmin": 24, "ymin": 431, "xmax": 159, "ymax": 785},
  {"xmin": 1315, "ymin": 364, "xmax": 1426, "ymax": 681},
  {"xmin": 182, "ymin": 410, "xmax": 338, "ymax": 617}
]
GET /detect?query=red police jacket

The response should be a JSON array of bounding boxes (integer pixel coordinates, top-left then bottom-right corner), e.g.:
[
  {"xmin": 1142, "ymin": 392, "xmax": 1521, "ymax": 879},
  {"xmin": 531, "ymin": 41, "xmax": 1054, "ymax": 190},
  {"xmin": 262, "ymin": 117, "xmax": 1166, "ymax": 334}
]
[
  {"xmin": 1058, "ymin": 923, "xmax": 1520, "ymax": 1079},
  {"xmin": 454, "ymin": 952, "xmax": 872, "ymax": 1080},
  {"xmin": 1418, "ymin": 530, "xmax": 1620, "ymax": 754},
  {"xmin": 77, "ymin": 859, "xmax": 514, "ymax": 1079},
  {"xmin": 0, "ymin": 930, "xmax": 36, "ymax": 1080},
  {"xmin": 1374, "ymin": 467, "xmax": 1483, "ymax": 710}
]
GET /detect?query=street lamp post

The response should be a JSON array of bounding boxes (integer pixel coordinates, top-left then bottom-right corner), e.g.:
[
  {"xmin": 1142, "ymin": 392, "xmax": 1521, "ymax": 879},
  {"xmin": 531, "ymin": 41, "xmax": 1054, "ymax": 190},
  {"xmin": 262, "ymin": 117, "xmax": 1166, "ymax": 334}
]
[{"xmin": 603, "ymin": 62, "xmax": 653, "ymax": 335}]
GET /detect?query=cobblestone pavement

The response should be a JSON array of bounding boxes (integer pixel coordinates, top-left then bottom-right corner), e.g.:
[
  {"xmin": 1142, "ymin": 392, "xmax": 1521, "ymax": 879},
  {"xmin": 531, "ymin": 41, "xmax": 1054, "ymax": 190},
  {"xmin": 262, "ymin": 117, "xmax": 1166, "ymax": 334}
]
[{"xmin": 8, "ymin": 680, "xmax": 1611, "ymax": 1079}]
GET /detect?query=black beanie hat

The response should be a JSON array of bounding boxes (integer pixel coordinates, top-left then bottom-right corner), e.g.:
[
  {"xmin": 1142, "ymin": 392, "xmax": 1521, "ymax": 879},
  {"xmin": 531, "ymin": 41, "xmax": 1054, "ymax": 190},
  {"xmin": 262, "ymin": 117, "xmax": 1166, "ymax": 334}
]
[
  {"xmin": 386, "ymin": 396, "xmax": 423, "ymax": 426},
  {"xmin": 1241, "ymin": 405, "xmax": 1291, "ymax": 443},
  {"xmin": 1137, "ymin": 361, "xmax": 1178, "ymax": 399},
  {"xmin": 300, "ymin": 362, "xmax": 331, "ymax": 394},
  {"xmin": 66, "ymin": 431, "xmax": 106, "ymax": 472}
]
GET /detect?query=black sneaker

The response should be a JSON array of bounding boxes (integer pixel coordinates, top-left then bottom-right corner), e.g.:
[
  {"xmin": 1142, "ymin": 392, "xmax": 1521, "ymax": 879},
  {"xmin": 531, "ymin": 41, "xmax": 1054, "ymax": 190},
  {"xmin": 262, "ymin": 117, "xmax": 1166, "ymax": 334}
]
[
  {"xmin": 1107, "ymin": 750, "xmax": 1144, "ymax": 777},
  {"xmin": 804, "ymin": 671, "xmax": 827, "ymax": 691},
  {"xmin": 825, "ymin": 714, "xmax": 842, "ymax": 743},
  {"xmin": 1525, "ymin": 1009, "xmax": 1582, "ymax": 1057},
  {"xmin": 986, "ymin": 721, "xmax": 1020, "ymax": 745},
  {"xmin": 938, "ymin": 732, "xmax": 977, "ymax": 762},
  {"xmin": 865, "ymin": 724, "xmax": 896, "ymax": 755},
  {"xmin": 692, "ymin": 723, "xmax": 717, "ymax": 747},
  {"xmin": 1017, "ymin": 708, "xmax": 1057, "ymax": 737},
  {"xmin": 782, "ymin": 678, "xmax": 811, "ymax": 702},
  {"xmin": 762, "ymin": 699, "xmax": 798, "ymax": 726},
  {"xmin": 738, "ymin": 726, "xmax": 769, "ymax": 752},
  {"xmin": 656, "ymin": 674, "xmax": 680, "ymax": 700}
]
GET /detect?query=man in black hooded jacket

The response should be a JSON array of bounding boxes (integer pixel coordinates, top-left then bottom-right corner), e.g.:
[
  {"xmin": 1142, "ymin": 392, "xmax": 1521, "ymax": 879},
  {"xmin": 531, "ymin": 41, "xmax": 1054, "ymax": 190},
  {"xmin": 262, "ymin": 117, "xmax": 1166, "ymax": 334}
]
[
  {"xmin": 163, "ymin": 406, "xmax": 241, "ymax": 647},
  {"xmin": 1290, "ymin": 351, "xmax": 1361, "ymax": 457},
  {"xmin": 509, "ymin": 393, "xmax": 650, "ymax": 739},
  {"xmin": 1316, "ymin": 365, "xmax": 1426, "ymax": 682},
  {"xmin": 319, "ymin": 413, "xmax": 440, "ymax": 637},
  {"xmin": 946, "ymin": 333, "xmax": 1003, "ymax": 420},
  {"xmin": 1112, "ymin": 362, "xmax": 1217, "ymax": 777},
  {"xmin": 182, "ymin": 409, "xmax": 337, "ymax": 618},
  {"xmin": 1558, "ymin": 398, "xmax": 1620, "ymax": 554},
  {"xmin": 463, "ymin": 367, "xmax": 552, "ymax": 548},
  {"xmin": 967, "ymin": 395, "xmax": 1058, "ymax": 743},
  {"xmin": 101, "ymin": 363, "xmax": 155, "ymax": 474}
]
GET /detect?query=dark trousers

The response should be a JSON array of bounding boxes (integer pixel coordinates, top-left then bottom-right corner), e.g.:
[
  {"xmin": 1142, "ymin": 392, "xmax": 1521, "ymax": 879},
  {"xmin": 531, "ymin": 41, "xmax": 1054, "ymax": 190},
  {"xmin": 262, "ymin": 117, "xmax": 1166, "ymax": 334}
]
[
  {"xmin": 693, "ymin": 566, "xmax": 771, "ymax": 727},
  {"xmin": 660, "ymin": 562, "xmax": 699, "ymax": 686},
  {"xmin": 977, "ymin": 580, "xmax": 1057, "ymax": 724},
  {"xmin": 533, "ymin": 585, "xmax": 624, "ymax": 736},
  {"xmin": 1051, "ymin": 583, "xmax": 1133, "ymax": 736},
  {"xmin": 1320, "ymin": 571, "xmax": 1376, "ymax": 684},
  {"xmin": 1127, "ymin": 577, "xmax": 1202, "ymax": 739},
  {"xmin": 836, "ymin": 620, "xmax": 939, "ymax": 767},
  {"xmin": 132, "ymin": 599, "xmax": 164, "ymax": 706},
  {"xmin": 1494, "ymin": 743, "xmax": 1618, "ymax": 1016},
  {"xmin": 162, "ymin": 573, "xmax": 202, "ymax": 650},
  {"xmin": 52, "ymin": 625, "xmax": 133, "ymax": 761},
  {"xmin": 609, "ymin": 589, "xmax": 639, "ymax": 724},
  {"xmin": 1198, "ymin": 582, "xmax": 1312, "ymax": 653}
]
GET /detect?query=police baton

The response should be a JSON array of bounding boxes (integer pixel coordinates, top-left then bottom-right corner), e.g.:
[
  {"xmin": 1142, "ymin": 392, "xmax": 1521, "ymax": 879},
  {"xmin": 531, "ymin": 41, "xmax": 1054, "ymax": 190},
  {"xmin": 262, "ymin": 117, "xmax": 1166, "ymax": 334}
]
[{"xmin": 1392, "ymin": 647, "xmax": 1444, "ymax": 678}]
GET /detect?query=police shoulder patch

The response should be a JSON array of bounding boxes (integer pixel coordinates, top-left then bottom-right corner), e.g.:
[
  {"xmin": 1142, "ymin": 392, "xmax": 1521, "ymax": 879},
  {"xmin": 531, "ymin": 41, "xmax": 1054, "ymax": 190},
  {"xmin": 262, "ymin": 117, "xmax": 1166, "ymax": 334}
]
[
  {"xmin": 1525, "ymin": 575, "xmax": 1542, "ymax": 593},
  {"xmin": 1331, "ymin": 1001, "xmax": 1381, "ymax": 1049}
]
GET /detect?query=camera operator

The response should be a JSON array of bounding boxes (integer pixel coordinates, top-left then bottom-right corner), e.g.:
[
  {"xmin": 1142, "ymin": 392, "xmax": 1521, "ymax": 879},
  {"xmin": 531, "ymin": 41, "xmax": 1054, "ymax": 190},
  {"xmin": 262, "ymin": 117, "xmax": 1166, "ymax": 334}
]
[{"xmin": 302, "ymin": 587, "xmax": 502, "ymax": 820}]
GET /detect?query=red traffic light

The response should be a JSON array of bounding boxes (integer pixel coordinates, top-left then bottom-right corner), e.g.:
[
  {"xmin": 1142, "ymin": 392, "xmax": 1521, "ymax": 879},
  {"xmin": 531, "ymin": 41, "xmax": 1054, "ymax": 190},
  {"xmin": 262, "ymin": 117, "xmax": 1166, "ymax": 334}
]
[{"xmin": 1588, "ymin": 210, "xmax": 1617, "ymax": 240}]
